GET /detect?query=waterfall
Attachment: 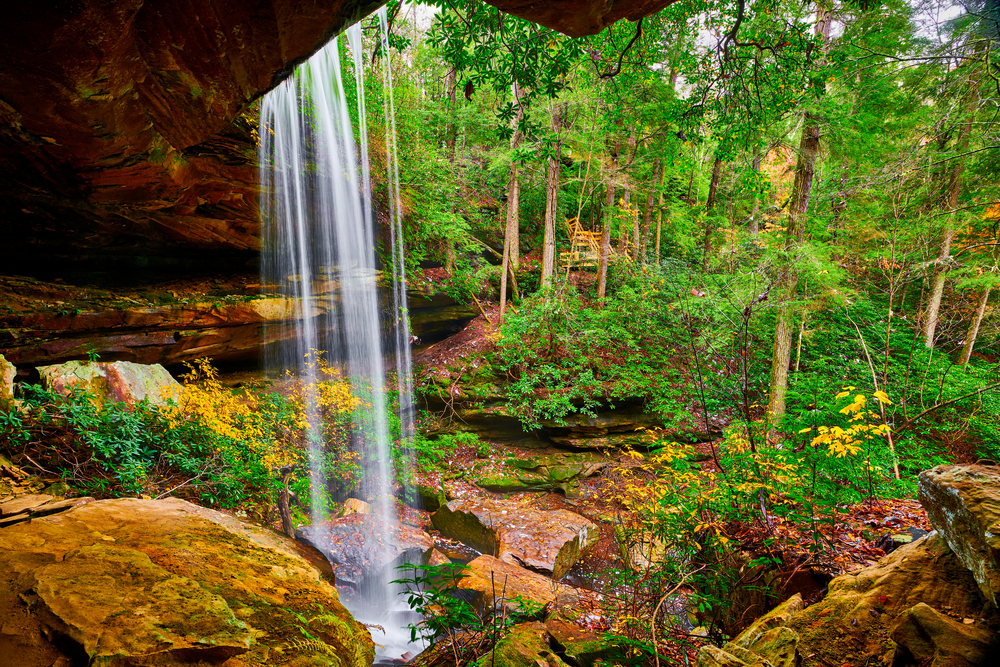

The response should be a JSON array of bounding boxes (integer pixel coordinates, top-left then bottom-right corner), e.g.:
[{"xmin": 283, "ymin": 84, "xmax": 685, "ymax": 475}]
[{"xmin": 259, "ymin": 14, "xmax": 417, "ymax": 661}]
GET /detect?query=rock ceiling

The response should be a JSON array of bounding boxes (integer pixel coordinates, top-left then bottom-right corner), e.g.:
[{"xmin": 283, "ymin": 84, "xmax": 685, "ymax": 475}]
[{"xmin": 0, "ymin": 0, "xmax": 670, "ymax": 276}]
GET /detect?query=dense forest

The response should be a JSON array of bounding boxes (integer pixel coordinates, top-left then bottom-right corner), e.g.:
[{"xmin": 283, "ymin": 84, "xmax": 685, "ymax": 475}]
[
  {"xmin": 2, "ymin": 0, "xmax": 1000, "ymax": 665},
  {"xmin": 373, "ymin": 0, "xmax": 1000, "ymax": 468}
]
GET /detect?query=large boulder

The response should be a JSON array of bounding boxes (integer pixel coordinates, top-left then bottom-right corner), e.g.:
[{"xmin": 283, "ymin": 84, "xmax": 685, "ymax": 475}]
[
  {"xmin": 37, "ymin": 360, "xmax": 181, "ymax": 407},
  {"xmin": 696, "ymin": 532, "xmax": 1000, "ymax": 667},
  {"xmin": 0, "ymin": 497, "xmax": 374, "ymax": 667},
  {"xmin": 918, "ymin": 464, "xmax": 1000, "ymax": 607},
  {"xmin": 890, "ymin": 602, "xmax": 997, "ymax": 667},
  {"xmin": 432, "ymin": 497, "xmax": 599, "ymax": 578},
  {"xmin": 459, "ymin": 555, "xmax": 583, "ymax": 612}
]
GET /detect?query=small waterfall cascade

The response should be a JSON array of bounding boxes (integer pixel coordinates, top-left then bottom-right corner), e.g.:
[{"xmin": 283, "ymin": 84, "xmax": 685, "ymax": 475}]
[{"xmin": 259, "ymin": 8, "xmax": 417, "ymax": 660}]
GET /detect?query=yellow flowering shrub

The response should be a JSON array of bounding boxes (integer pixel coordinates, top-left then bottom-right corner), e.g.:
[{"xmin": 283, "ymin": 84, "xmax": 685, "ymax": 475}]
[{"xmin": 801, "ymin": 387, "xmax": 892, "ymax": 459}]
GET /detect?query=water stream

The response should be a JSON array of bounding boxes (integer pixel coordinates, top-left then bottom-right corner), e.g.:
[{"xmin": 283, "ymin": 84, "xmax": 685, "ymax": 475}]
[{"xmin": 259, "ymin": 10, "xmax": 418, "ymax": 661}]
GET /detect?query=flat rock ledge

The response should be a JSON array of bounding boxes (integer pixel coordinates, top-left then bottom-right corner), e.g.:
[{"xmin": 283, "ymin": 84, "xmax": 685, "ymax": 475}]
[{"xmin": 0, "ymin": 497, "xmax": 374, "ymax": 667}]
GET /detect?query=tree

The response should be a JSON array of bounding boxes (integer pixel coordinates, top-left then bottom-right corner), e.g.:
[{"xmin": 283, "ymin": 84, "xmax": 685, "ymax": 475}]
[{"xmin": 766, "ymin": 2, "xmax": 830, "ymax": 420}]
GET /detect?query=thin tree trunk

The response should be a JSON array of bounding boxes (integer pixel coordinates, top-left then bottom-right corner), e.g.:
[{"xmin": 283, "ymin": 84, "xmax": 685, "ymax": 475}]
[
  {"xmin": 507, "ymin": 84, "xmax": 524, "ymax": 272},
  {"xmin": 923, "ymin": 62, "xmax": 977, "ymax": 348},
  {"xmin": 444, "ymin": 68, "xmax": 458, "ymax": 274},
  {"xmin": 640, "ymin": 160, "xmax": 660, "ymax": 263},
  {"xmin": 959, "ymin": 286, "xmax": 991, "ymax": 365},
  {"xmin": 706, "ymin": 155, "xmax": 723, "ymax": 210},
  {"xmin": 654, "ymin": 164, "xmax": 666, "ymax": 257},
  {"xmin": 618, "ymin": 192, "xmax": 639, "ymax": 255},
  {"xmin": 703, "ymin": 155, "xmax": 724, "ymax": 270},
  {"xmin": 597, "ymin": 145, "xmax": 618, "ymax": 299},
  {"xmin": 749, "ymin": 151, "xmax": 763, "ymax": 235},
  {"xmin": 767, "ymin": 8, "xmax": 828, "ymax": 420},
  {"xmin": 922, "ymin": 225, "xmax": 954, "ymax": 348},
  {"xmin": 500, "ymin": 84, "xmax": 524, "ymax": 319},
  {"xmin": 541, "ymin": 104, "xmax": 565, "ymax": 288}
]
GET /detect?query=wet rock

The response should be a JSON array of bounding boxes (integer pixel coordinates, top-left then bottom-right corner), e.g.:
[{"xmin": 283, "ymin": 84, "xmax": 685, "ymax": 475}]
[
  {"xmin": 918, "ymin": 464, "xmax": 1000, "ymax": 607},
  {"xmin": 408, "ymin": 300, "xmax": 478, "ymax": 343},
  {"xmin": 545, "ymin": 619, "xmax": 620, "ymax": 667},
  {"xmin": 339, "ymin": 498, "xmax": 372, "ymax": 517},
  {"xmin": 38, "ymin": 360, "xmax": 181, "ymax": 407},
  {"xmin": 475, "ymin": 621, "xmax": 570, "ymax": 667},
  {"xmin": 410, "ymin": 482, "xmax": 446, "ymax": 512},
  {"xmin": 31, "ymin": 545, "xmax": 251, "ymax": 664},
  {"xmin": 0, "ymin": 353, "xmax": 14, "ymax": 405},
  {"xmin": 0, "ymin": 497, "xmax": 374, "ymax": 667},
  {"xmin": 486, "ymin": 0, "xmax": 675, "ymax": 38},
  {"xmin": 459, "ymin": 555, "xmax": 581, "ymax": 611},
  {"xmin": 300, "ymin": 515, "xmax": 434, "ymax": 589},
  {"xmin": 432, "ymin": 498, "xmax": 598, "ymax": 578},
  {"xmin": 890, "ymin": 602, "xmax": 996, "ymax": 667}
]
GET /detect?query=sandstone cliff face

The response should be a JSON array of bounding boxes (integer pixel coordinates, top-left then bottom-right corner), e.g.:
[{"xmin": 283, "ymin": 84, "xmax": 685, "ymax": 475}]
[
  {"xmin": 0, "ymin": 0, "xmax": 672, "ymax": 277},
  {"xmin": 0, "ymin": 0, "xmax": 382, "ymax": 274}
]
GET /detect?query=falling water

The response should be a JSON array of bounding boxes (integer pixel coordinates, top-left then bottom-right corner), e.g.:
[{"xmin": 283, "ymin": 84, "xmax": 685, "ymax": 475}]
[{"xmin": 259, "ymin": 14, "xmax": 417, "ymax": 661}]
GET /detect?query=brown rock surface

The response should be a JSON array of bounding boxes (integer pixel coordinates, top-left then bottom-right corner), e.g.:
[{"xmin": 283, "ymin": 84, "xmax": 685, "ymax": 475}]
[
  {"xmin": 0, "ymin": 0, "xmax": 383, "ymax": 272},
  {"xmin": 890, "ymin": 602, "xmax": 996, "ymax": 667},
  {"xmin": 300, "ymin": 514, "xmax": 435, "ymax": 588},
  {"xmin": 918, "ymin": 464, "xmax": 1000, "ymax": 607},
  {"xmin": 38, "ymin": 360, "xmax": 181, "ymax": 406},
  {"xmin": 459, "ymin": 555, "xmax": 583, "ymax": 611},
  {"xmin": 696, "ymin": 533, "xmax": 1000, "ymax": 667},
  {"xmin": 0, "ymin": 497, "xmax": 374, "ymax": 667},
  {"xmin": 0, "ymin": 0, "xmax": 674, "ymax": 273},
  {"xmin": 2, "ymin": 296, "xmax": 316, "ymax": 367},
  {"xmin": 432, "ymin": 497, "xmax": 598, "ymax": 578},
  {"xmin": 0, "ymin": 354, "xmax": 14, "ymax": 404},
  {"xmin": 484, "ymin": 0, "xmax": 677, "ymax": 37}
]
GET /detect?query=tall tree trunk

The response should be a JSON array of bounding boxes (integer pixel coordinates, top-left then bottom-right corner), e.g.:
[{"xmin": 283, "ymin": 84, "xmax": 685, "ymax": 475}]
[
  {"xmin": 767, "ymin": 7, "xmax": 830, "ymax": 420},
  {"xmin": 500, "ymin": 84, "xmax": 524, "ymax": 319},
  {"xmin": 654, "ymin": 164, "xmax": 666, "ymax": 257},
  {"xmin": 923, "ymin": 52, "xmax": 979, "ymax": 348},
  {"xmin": 541, "ymin": 104, "xmax": 565, "ymax": 288},
  {"xmin": 444, "ymin": 68, "xmax": 458, "ymax": 274},
  {"xmin": 922, "ymin": 225, "xmax": 954, "ymax": 348},
  {"xmin": 959, "ymin": 286, "xmax": 992, "ymax": 365},
  {"xmin": 597, "ymin": 145, "xmax": 619, "ymax": 299},
  {"xmin": 706, "ymin": 155, "xmax": 723, "ymax": 210},
  {"xmin": 507, "ymin": 84, "xmax": 524, "ymax": 272},
  {"xmin": 623, "ymin": 132, "xmax": 637, "ymax": 257},
  {"xmin": 620, "ymin": 189, "xmax": 631, "ymax": 255},
  {"xmin": 703, "ymin": 155, "xmax": 724, "ymax": 270},
  {"xmin": 748, "ymin": 149, "xmax": 766, "ymax": 234},
  {"xmin": 640, "ymin": 159, "xmax": 660, "ymax": 263}
]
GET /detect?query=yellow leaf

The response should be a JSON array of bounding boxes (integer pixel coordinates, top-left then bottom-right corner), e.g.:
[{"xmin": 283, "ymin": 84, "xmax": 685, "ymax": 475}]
[
  {"xmin": 873, "ymin": 390, "xmax": 892, "ymax": 405},
  {"xmin": 798, "ymin": 427, "xmax": 812, "ymax": 434}
]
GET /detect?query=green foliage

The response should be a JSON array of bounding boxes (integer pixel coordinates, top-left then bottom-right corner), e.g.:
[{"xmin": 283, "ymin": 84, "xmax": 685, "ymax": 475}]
[
  {"xmin": 412, "ymin": 431, "xmax": 485, "ymax": 471},
  {"xmin": 393, "ymin": 562, "xmax": 482, "ymax": 643}
]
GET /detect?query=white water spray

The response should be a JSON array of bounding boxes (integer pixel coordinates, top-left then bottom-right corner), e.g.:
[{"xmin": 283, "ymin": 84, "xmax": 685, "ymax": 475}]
[{"xmin": 259, "ymin": 18, "xmax": 418, "ymax": 661}]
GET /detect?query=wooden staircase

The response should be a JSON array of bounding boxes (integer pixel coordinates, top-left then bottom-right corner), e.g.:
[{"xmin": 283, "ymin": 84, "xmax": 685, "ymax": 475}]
[{"xmin": 560, "ymin": 217, "xmax": 602, "ymax": 270}]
